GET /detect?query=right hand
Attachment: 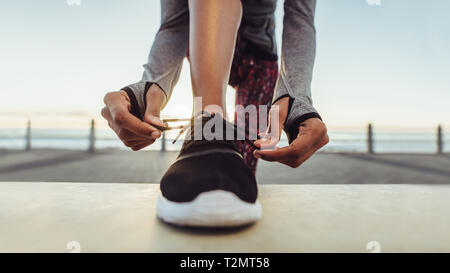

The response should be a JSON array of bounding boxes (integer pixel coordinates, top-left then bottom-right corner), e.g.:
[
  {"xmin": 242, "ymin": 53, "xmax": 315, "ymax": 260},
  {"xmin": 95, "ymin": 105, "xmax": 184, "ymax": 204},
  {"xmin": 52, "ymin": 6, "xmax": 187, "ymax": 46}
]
[{"xmin": 101, "ymin": 84, "xmax": 166, "ymax": 151}]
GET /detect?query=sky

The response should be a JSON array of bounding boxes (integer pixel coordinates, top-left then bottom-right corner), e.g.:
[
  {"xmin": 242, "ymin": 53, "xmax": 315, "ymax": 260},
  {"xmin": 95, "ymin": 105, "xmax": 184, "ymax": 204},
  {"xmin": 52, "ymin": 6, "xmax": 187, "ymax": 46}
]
[{"xmin": 0, "ymin": 0, "xmax": 449, "ymax": 130}]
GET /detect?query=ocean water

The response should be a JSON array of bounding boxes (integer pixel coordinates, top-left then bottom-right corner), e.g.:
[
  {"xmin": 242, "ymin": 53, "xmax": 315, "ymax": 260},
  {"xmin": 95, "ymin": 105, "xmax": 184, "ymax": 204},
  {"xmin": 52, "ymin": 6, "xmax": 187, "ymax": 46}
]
[{"xmin": 0, "ymin": 128, "xmax": 448, "ymax": 153}]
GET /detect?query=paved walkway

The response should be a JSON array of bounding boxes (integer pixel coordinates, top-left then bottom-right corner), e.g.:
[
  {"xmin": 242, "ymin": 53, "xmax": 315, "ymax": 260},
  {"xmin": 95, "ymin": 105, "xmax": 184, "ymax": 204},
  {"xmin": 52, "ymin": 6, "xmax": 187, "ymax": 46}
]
[
  {"xmin": 0, "ymin": 149, "xmax": 449, "ymax": 184},
  {"xmin": 1, "ymin": 183, "xmax": 448, "ymax": 252}
]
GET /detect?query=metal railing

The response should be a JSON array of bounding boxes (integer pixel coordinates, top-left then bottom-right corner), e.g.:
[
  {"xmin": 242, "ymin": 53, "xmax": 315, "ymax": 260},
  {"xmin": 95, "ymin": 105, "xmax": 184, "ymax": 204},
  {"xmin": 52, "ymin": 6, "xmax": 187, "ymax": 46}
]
[
  {"xmin": 3, "ymin": 119, "xmax": 448, "ymax": 154},
  {"xmin": 365, "ymin": 123, "xmax": 445, "ymax": 154}
]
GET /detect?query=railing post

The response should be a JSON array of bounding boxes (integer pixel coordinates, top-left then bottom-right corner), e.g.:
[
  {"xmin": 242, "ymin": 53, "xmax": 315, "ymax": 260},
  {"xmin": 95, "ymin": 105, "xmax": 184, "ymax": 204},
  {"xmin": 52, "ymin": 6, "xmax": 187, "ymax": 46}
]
[
  {"xmin": 437, "ymin": 124, "xmax": 443, "ymax": 154},
  {"xmin": 161, "ymin": 131, "xmax": 166, "ymax": 151},
  {"xmin": 25, "ymin": 119, "xmax": 31, "ymax": 151},
  {"xmin": 88, "ymin": 119, "xmax": 95, "ymax": 153},
  {"xmin": 367, "ymin": 123, "xmax": 374, "ymax": 154}
]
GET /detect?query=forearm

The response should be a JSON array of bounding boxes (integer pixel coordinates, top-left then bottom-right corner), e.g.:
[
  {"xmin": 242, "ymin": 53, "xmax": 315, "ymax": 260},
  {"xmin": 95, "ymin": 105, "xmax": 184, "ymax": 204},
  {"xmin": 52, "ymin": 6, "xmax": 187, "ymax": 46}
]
[
  {"xmin": 273, "ymin": 0, "xmax": 321, "ymax": 142},
  {"xmin": 123, "ymin": 0, "xmax": 189, "ymax": 120}
]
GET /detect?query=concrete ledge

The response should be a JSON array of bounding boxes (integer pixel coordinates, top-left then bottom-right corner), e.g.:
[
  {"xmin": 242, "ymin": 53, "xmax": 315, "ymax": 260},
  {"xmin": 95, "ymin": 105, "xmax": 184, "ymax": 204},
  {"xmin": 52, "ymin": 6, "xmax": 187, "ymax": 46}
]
[{"xmin": 0, "ymin": 183, "xmax": 449, "ymax": 252}]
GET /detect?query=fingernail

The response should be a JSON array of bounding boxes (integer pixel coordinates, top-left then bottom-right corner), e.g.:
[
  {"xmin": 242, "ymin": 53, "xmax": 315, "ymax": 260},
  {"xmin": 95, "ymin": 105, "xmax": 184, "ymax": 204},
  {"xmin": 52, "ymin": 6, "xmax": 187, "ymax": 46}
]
[{"xmin": 151, "ymin": 131, "xmax": 160, "ymax": 138}]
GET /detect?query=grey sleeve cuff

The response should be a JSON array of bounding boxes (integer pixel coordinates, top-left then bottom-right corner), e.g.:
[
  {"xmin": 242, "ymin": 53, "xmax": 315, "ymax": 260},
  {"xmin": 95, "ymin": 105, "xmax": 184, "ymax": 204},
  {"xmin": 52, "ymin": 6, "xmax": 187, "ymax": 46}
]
[
  {"xmin": 272, "ymin": 69, "xmax": 321, "ymax": 143},
  {"xmin": 272, "ymin": 72, "xmax": 318, "ymax": 127},
  {"xmin": 121, "ymin": 82, "xmax": 152, "ymax": 121},
  {"xmin": 284, "ymin": 98, "xmax": 322, "ymax": 143},
  {"xmin": 284, "ymin": 95, "xmax": 319, "ymax": 130},
  {"xmin": 273, "ymin": 93, "xmax": 322, "ymax": 144}
]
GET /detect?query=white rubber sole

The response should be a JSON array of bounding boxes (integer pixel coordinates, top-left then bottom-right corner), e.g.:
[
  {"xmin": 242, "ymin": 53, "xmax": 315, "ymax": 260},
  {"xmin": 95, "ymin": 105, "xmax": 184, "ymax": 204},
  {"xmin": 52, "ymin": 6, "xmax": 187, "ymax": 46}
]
[{"xmin": 157, "ymin": 190, "xmax": 262, "ymax": 227}]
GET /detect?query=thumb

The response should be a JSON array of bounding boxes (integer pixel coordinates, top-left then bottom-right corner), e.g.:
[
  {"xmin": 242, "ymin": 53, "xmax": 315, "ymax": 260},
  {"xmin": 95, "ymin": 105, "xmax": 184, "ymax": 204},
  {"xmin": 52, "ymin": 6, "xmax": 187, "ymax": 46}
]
[
  {"xmin": 254, "ymin": 98, "xmax": 289, "ymax": 149},
  {"xmin": 144, "ymin": 84, "xmax": 166, "ymax": 128}
]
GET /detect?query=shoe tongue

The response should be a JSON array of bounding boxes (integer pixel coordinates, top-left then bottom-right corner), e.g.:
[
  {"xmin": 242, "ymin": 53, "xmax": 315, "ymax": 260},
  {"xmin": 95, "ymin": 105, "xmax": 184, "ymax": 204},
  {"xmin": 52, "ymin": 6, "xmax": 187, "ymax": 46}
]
[
  {"xmin": 190, "ymin": 113, "xmax": 229, "ymax": 140},
  {"xmin": 180, "ymin": 113, "xmax": 239, "ymax": 156}
]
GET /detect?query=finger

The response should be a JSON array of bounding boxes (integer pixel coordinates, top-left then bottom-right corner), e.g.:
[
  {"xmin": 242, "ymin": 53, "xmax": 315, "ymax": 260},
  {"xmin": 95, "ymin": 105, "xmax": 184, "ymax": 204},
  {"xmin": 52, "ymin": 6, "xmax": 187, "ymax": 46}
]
[
  {"xmin": 144, "ymin": 103, "xmax": 164, "ymax": 128},
  {"xmin": 289, "ymin": 133, "xmax": 329, "ymax": 167},
  {"xmin": 101, "ymin": 107, "xmax": 111, "ymax": 121},
  {"xmin": 143, "ymin": 84, "xmax": 166, "ymax": 130},
  {"xmin": 254, "ymin": 135, "xmax": 279, "ymax": 149},
  {"xmin": 145, "ymin": 115, "xmax": 165, "ymax": 135},
  {"xmin": 254, "ymin": 103, "xmax": 286, "ymax": 148},
  {"xmin": 131, "ymin": 140, "xmax": 155, "ymax": 151},
  {"xmin": 267, "ymin": 103, "xmax": 284, "ymax": 140},
  {"xmin": 254, "ymin": 130, "xmax": 316, "ymax": 162},
  {"xmin": 101, "ymin": 107, "xmax": 118, "ymax": 132},
  {"xmin": 255, "ymin": 128, "xmax": 329, "ymax": 167},
  {"xmin": 106, "ymin": 110, "xmax": 157, "ymax": 141},
  {"xmin": 105, "ymin": 91, "xmax": 162, "ymax": 137},
  {"xmin": 110, "ymin": 108, "xmax": 161, "ymax": 138},
  {"xmin": 118, "ymin": 129, "xmax": 154, "ymax": 143},
  {"xmin": 102, "ymin": 107, "xmax": 120, "ymax": 133},
  {"xmin": 254, "ymin": 145, "xmax": 296, "ymax": 162},
  {"xmin": 124, "ymin": 139, "xmax": 153, "ymax": 148},
  {"xmin": 125, "ymin": 140, "xmax": 151, "ymax": 147},
  {"xmin": 104, "ymin": 109, "xmax": 158, "ymax": 143}
]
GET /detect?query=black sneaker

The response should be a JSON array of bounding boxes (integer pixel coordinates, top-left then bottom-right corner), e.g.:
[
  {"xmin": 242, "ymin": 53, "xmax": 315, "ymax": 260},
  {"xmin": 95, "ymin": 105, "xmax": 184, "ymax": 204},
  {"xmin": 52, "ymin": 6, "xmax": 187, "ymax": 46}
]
[{"xmin": 157, "ymin": 112, "xmax": 262, "ymax": 227}]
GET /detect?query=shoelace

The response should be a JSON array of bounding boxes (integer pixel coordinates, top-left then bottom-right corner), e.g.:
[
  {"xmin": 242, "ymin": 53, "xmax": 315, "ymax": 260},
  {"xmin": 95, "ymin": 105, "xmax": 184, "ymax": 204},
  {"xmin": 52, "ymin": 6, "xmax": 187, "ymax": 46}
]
[{"xmin": 155, "ymin": 111, "xmax": 261, "ymax": 150}]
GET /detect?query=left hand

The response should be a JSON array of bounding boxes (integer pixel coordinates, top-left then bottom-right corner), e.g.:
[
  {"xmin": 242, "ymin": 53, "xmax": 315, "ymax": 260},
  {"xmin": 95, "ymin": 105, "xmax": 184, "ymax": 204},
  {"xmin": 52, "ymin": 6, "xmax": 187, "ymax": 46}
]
[{"xmin": 253, "ymin": 97, "xmax": 329, "ymax": 168}]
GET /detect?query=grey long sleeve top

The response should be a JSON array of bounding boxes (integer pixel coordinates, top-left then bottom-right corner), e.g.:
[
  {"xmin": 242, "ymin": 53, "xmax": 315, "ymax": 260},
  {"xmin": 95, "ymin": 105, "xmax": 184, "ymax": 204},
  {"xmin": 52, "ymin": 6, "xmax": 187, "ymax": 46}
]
[{"xmin": 122, "ymin": 0, "xmax": 320, "ymax": 143}]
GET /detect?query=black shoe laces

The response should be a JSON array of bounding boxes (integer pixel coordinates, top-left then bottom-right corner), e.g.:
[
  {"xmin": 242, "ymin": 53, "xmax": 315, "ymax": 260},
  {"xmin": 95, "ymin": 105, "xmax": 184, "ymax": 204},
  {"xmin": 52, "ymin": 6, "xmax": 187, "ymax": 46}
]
[{"xmin": 155, "ymin": 111, "xmax": 261, "ymax": 150}]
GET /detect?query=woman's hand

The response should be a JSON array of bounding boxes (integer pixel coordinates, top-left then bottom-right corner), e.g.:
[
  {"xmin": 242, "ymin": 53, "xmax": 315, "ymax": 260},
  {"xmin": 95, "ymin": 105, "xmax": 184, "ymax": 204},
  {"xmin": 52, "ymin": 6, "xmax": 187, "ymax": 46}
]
[
  {"xmin": 254, "ymin": 97, "xmax": 329, "ymax": 168},
  {"xmin": 101, "ymin": 85, "xmax": 166, "ymax": 151}
]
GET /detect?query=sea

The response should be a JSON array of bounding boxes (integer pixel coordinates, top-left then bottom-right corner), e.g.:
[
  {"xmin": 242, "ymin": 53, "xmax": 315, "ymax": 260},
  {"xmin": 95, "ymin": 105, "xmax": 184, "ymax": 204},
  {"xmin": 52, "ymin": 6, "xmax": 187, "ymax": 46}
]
[{"xmin": 0, "ymin": 128, "xmax": 448, "ymax": 153}]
